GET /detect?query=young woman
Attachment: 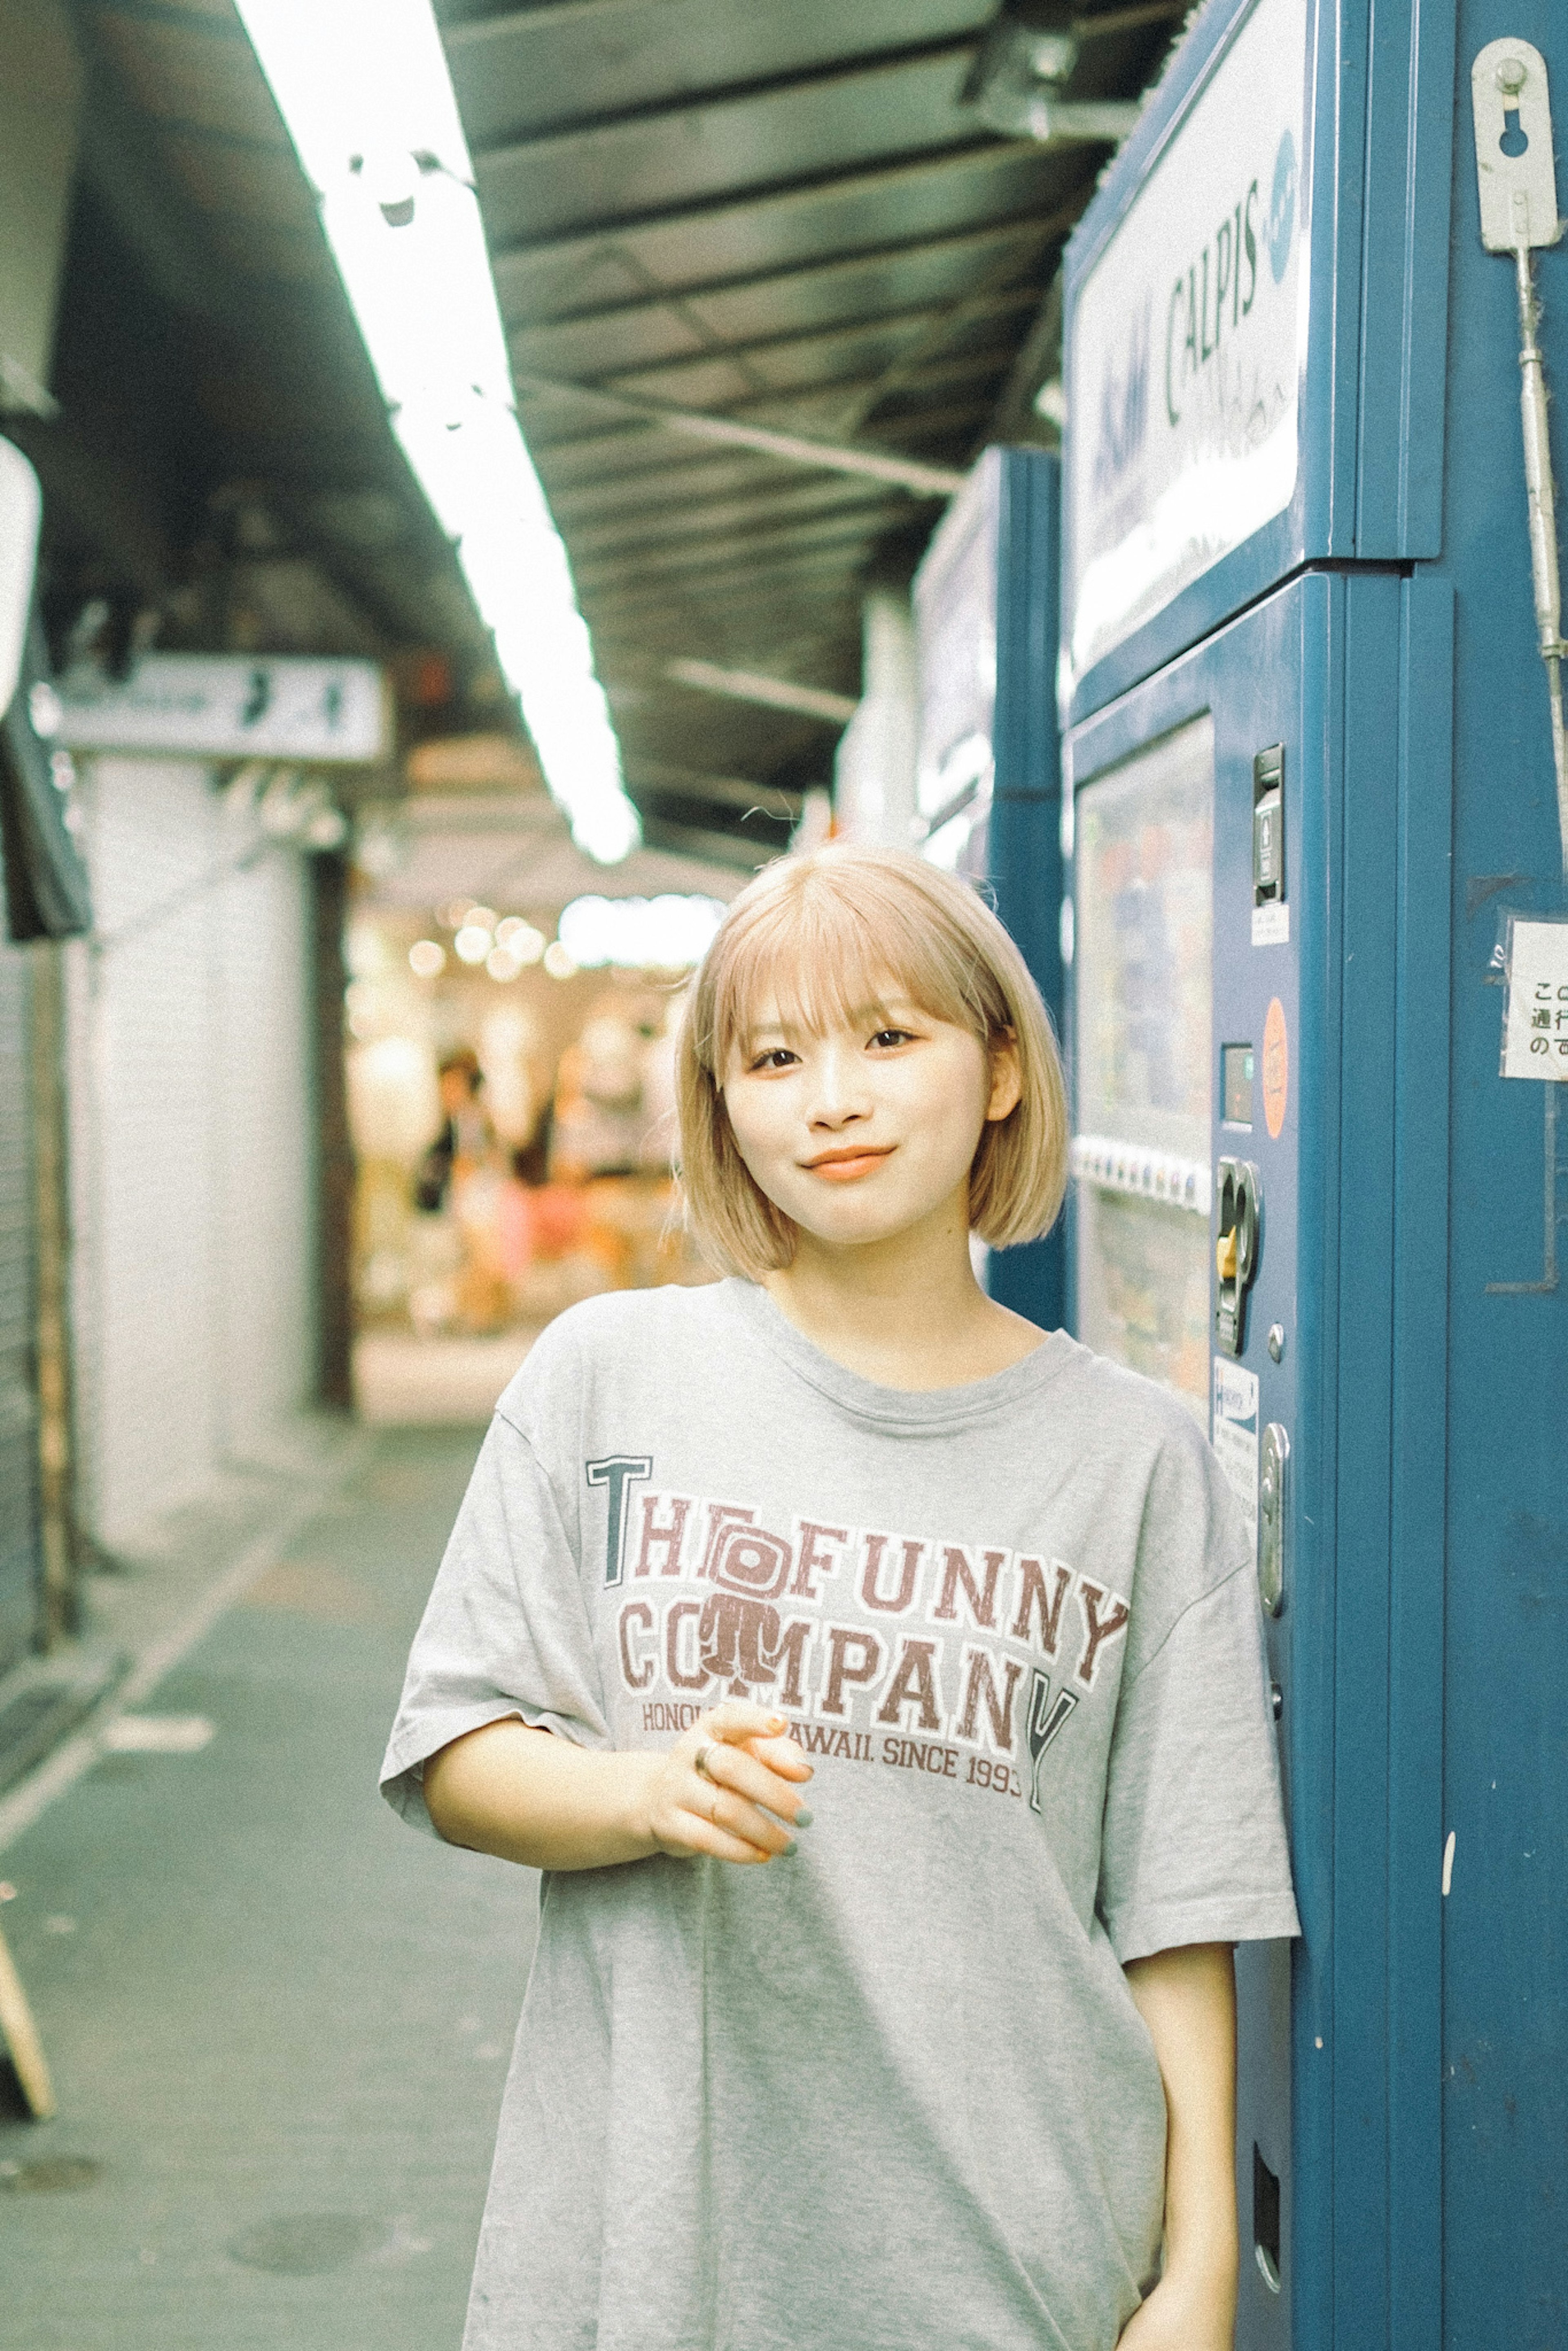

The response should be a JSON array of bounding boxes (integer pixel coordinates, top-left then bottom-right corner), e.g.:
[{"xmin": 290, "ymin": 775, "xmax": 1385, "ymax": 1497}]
[{"xmin": 381, "ymin": 845, "xmax": 1298, "ymax": 2351}]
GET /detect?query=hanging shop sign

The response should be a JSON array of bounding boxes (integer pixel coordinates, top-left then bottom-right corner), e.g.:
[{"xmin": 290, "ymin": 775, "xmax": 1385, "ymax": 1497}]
[
  {"xmin": 54, "ymin": 652, "xmax": 389, "ymax": 764},
  {"xmin": 1066, "ymin": 0, "xmax": 1310, "ymax": 686}
]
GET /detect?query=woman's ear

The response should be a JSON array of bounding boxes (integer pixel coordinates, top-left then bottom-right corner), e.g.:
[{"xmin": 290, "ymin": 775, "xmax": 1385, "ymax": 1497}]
[{"xmin": 985, "ymin": 1030, "xmax": 1023, "ymax": 1123}]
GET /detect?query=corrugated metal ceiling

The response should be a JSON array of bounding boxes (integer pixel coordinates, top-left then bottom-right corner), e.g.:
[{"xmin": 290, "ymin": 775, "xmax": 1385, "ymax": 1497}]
[
  {"xmin": 34, "ymin": 0, "xmax": 1179, "ymax": 862},
  {"xmin": 438, "ymin": 0, "xmax": 1177, "ymax": 859}
]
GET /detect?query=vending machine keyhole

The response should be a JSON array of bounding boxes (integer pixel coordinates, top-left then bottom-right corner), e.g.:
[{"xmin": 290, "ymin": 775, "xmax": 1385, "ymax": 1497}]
[
  {"xmin": 1215, "ymin": 1157, "xmax": 1262, "ymax": 1355},
  {"xmin": 1253, "ymin": 2143, "xmax": 1283, "ymax": 2295}
]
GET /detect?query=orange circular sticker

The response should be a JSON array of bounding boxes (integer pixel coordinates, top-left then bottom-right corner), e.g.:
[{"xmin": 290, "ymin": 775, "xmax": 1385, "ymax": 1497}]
[{"xmin": 1263, "ymin": 997, "xmax": 1289, "ymax": 1139}]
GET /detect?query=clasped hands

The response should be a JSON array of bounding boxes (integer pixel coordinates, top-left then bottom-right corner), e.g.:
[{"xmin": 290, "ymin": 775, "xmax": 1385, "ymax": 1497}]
[{"xmin": 645, "ymin": 1699, "xmax": 814, "ymax": 1866}]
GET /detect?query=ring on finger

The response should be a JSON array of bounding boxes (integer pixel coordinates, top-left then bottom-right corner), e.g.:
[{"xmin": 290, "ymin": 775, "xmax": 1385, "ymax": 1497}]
[{"xmin": 693, "ymin": 1738, "xmax": 720, "ymax": 1781}]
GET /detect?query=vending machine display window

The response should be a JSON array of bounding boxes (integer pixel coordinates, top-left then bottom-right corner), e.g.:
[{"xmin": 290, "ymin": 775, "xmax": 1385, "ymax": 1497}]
[{"xmin": 1071, "ymin": 714, "xmax": 1213, "ymax": 1416}]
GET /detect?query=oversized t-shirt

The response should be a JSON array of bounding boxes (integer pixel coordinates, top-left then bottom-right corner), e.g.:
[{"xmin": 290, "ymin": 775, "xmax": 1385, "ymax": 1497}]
[{"xmin": 381, "ymin": 1278, "xmax": 1299, "ymax": 2351}]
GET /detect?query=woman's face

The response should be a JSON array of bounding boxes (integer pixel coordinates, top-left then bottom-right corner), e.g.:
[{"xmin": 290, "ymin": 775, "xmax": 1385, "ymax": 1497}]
[{"xmin": 721, "ymin": 986, "xmax": 1019, "ymax": 1256}]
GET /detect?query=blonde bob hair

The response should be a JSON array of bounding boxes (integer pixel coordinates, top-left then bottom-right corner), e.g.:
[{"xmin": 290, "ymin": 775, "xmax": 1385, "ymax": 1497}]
[{"xmin": 677, "ymin": 844, "xmax": 1069, "ymax": 1278}]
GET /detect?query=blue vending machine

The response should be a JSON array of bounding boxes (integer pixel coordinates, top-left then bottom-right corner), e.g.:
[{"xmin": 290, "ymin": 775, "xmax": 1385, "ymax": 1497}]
[
  {"xmin": 1060, "ymin": 1, "xmax": 1566, "ymax": 2344},
  {"xmin": 913, "ymin": 442, "xmax": 1066, "ymax": 1328}
]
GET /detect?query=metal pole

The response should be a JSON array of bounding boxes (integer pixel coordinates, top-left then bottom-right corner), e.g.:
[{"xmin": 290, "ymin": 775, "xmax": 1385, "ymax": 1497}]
[{"xmin": 1512, "ymin": 232, "xmax": 1568, "ymax": 877}]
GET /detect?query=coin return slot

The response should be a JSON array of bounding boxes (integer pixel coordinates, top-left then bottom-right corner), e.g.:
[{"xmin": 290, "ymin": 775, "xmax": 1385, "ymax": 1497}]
[{"xmin": 1214, "ymin": 1157, "xmax": 1261, "ymax": 1356}]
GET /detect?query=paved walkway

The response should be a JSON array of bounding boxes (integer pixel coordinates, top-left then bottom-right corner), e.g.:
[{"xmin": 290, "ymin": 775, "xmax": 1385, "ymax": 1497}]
[{"xmin": 0, "ymin": 1428, "xmax": 535, "ymax": 2351}]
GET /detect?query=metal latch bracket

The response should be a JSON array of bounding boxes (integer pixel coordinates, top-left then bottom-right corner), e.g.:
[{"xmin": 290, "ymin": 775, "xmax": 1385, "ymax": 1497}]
[{"xmin": 1472, "ymin": 39, "xmax": 1568, "ymax": 878}]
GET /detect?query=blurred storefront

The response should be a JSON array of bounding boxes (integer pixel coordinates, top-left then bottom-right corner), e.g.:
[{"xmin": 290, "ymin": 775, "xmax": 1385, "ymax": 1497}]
[{"xmin": 343, "ymin": 807, "xmax": 734, "ymax": 1420}]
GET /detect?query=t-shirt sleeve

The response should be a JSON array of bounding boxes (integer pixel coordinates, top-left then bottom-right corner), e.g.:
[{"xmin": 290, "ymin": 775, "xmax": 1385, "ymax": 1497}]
[
  {"xmin": 1096, "ymin": 1428, "xmax": 1301, "ymax": 1965},
  {"xmin": 379, "ymin": 1409, "xmax": 610, "ymax": 1836}
]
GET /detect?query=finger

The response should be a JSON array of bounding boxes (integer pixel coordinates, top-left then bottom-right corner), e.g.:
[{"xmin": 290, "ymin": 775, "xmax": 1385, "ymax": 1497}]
[
  {"xmin": 706, "ymin": 1783, "xmax": 799, "ymax": 1857},
  {"xmin": 701, "ymin": 1701, "xmax": 789, "ymax": 1745},
  {"xmin": 741, "ymin": 1731, "xmax": 814, "ymax": 1782},
  {"xmin": 697, "ymin": 1742, "xmax": 813, "ymax": 1825},
  {"xmin": 662, "ymin": 1808, "xmax": 780, "ymax": 1866}
]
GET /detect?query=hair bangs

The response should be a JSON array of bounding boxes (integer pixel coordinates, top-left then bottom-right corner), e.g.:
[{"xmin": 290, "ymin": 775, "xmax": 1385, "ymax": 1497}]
[{"xmin": 704, "ymin": 860, "xmax": 1000, "ymax": 1078}]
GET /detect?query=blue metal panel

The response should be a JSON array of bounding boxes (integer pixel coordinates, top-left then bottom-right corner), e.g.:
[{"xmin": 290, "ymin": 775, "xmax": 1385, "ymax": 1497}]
[
  {"xmin": 1062, "ymin": 0, "xmax": 1454, "ymax": 727},
  {"xmin": 1439, "ymin": 7, "xmax": 1568, "ymax": 2344},
  {"xmin": 1327, "ymin": 570, "xmax": 1404, "ymax": 2348},
  {"xmin": 1388, "ymin": 577, "xmax": 1452, "ymax": 2351},
  {"xmin": 989, "ymin": 448, "xmax": 1065, "ymax": 1331},
  {"xmin": 1353, "ymin": 0, "xmax": 1457, "ymax": 551},
  {"xmin": 1065, "ymin": 562, "xmax": 1451, "ymax": 2347}
]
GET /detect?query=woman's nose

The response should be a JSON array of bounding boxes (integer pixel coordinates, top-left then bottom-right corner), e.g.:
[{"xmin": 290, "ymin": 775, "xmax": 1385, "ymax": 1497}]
[{"xmin": 806, "ymin": 1042, "xmax": 871, "ymax": 1125}]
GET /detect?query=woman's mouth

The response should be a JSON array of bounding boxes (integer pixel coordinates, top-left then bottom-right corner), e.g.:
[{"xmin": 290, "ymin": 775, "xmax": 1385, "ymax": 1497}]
[{"xmin": 801, "ymin": 1146, "xmax": 895, "ymax": 1183}]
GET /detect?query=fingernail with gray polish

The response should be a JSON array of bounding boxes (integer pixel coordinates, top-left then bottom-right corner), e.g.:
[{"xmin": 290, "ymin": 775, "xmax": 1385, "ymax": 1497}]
[
  {"xmin": 793, "ymin": 1809, "xmax": 813, "ymax": 1828},
  {"xmin": 783, "ymin": 1840, "xmax": 799, "ymax": 1858}
]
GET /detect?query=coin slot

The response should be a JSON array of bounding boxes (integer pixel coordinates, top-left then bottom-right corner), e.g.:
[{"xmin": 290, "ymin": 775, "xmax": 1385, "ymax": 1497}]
[{"xmin": 1252, "ymin": 745, "xmax": 1285, "ymax": 906}]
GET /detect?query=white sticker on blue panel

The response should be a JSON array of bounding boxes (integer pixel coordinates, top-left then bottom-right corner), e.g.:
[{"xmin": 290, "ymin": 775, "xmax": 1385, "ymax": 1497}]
[
  {"xmin": 1212, "ymin": 1357, "xmax": 1261, "ymax": 1550},
  {"xmin": 1501, "ymin": 913, "xmax": 1568, "ymax": 1079}
]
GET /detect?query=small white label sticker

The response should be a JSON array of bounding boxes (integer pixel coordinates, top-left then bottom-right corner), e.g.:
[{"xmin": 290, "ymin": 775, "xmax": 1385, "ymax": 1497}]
[
  {"xmin": 1501, "ymin": 913, "xmax": 1568, "ymax": 1079},
  {"xmin": 1212, "ymin": 1358, "xmax": 1261, "ymax": 1549},
  {"xmin": 1252, "ymin": 901, "xmax": 1290, "ymax": 946}
]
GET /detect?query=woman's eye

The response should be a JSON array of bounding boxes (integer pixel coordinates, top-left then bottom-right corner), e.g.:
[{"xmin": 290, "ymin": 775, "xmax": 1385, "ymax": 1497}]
[
  {"xmin": 750, "ymin": 1047, "xmax": 797, "ymax": 1070},
  {"xmin": 869, "ymin": 1028, "xmax": 915, "ymax": 1050}
]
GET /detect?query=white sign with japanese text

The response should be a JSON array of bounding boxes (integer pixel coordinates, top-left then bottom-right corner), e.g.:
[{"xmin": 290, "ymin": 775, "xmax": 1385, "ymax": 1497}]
[
  {"xmin": 1066, "ymin": 0, "xmax": 1310, "ymax": 690},
  {"xmin": 1501, "ymin": 913, "xmax": 1568, "ymax": 1079},
  {"xmin": 55, "ymin": 653, "xmax": 388, "ymax": 765}
]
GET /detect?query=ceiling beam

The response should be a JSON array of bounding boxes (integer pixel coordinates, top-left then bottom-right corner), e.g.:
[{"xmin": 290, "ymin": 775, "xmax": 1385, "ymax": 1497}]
[
  {"xmin": 635, "ymin": 813, "xmax": 782, "ymax": 870},
  {"xmin": 514, "ymin": 372, "xmax": 964, "ymax": 495},
  {"xmin": 582, "ymin": 556, "xmax": 872, "ymax": 627},
  {"xmin": 530, "ymin": 389, "xmax": 993, "ymax": 492},
  {"xmin": 571, "ymin": 508, "xmax": 896, "ymax": 594},
  {"xmin": 664, "ymin": 660, "xmax": 857, "ymax": 725},
  {"xmin": 622, "ymin": 762, "xmax": 807, "ymax": 816},
  {"xmin": 490, "ymin": 133, "xmax": 1047, "ymax": 290},
  {"xmin": 468, "ymin": 35, "xmax": 982, "ymax": 172},
  {"xmin": 562, "ymin": 476, "xmax": 900, "ymax": 559},
  {"xmin": 591, "ymin": 330, "xmax": 1021, "ymax": 432},
  {"xmin": 507, "ymin": 210, "xmax": 1057, "ymax": 336},
  {"xmin": 524, "ymin": 283, "xmax": 1036, "ymax": 403}
]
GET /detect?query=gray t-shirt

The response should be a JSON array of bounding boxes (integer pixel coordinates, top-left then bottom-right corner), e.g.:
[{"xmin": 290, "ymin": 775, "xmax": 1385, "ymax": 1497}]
[{"xmin": 381, "ymin": 1278, "xmax": 1298, "ymax": 2351}]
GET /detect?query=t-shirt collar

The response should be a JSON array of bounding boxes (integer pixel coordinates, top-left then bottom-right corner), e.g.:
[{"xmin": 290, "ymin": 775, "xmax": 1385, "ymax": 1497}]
[{"xmin": 718, "ymin": 1276, "xmax": 1076, "ymax": 1435}]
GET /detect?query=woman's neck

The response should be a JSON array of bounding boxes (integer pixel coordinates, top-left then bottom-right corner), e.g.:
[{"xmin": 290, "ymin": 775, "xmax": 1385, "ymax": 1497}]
[{"xmin": 759, "ymin": 1192, "xmax": 1044, "ymax": 1392}]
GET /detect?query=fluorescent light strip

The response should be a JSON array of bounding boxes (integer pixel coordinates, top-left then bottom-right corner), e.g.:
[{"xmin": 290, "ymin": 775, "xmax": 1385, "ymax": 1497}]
[{"xmin": 233, "ymin": 0, "xmax": 640, "ymax": 865}]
